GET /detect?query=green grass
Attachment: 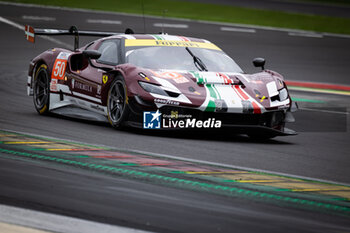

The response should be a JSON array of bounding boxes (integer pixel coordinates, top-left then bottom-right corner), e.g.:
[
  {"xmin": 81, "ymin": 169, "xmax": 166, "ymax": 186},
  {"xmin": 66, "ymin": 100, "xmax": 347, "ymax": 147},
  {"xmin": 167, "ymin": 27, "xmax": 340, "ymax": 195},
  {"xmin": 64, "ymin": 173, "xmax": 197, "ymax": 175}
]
[{"xmin": 6, "ymin": 0, "xmax": 350, "ymax": 35}]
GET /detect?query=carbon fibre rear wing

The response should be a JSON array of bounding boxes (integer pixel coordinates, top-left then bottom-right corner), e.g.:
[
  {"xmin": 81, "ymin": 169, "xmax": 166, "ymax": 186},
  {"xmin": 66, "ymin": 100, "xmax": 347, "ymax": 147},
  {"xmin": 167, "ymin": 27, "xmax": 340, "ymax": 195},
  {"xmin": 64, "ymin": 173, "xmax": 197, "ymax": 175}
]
[{"xmin": 24, "ymin": 25, "xmax": 123, "ymax": 51}]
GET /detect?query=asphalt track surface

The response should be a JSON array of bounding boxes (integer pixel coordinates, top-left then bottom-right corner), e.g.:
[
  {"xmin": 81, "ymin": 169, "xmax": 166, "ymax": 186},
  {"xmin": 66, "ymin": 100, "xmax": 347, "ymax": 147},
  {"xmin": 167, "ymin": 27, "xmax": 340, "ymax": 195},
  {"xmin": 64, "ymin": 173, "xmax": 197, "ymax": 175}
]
[
  {"xmin": 183, "ymin": 0, "xmax": 350, "ymax": 18},
  {"xmin": 0, "ymin": 2, "xmax": 350, "ymax": 233}
]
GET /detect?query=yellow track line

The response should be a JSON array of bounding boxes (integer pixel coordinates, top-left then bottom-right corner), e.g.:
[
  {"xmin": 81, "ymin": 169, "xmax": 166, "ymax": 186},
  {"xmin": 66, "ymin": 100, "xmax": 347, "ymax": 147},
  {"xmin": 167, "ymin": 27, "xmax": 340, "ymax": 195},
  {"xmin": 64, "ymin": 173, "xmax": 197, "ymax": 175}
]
[
  {"xmin": 291, "ymin": 188, "xmax": 350, "ymax": 192},
  {"xmin": 238, "ymin": 180, "xmax": 283, "ymax": 183}
]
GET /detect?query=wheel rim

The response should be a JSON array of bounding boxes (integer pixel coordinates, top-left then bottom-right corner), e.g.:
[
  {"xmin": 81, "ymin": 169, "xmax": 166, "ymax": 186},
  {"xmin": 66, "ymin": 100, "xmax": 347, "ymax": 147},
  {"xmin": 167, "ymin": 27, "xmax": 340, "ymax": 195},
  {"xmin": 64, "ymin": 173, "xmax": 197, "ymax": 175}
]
[
  {"xmin": 34, "ymin": 69, "xmax": 49, "ymax": 108},
  {"xmin": 109, "ymin": 81, "xmax": 125, "ymax": 123}
]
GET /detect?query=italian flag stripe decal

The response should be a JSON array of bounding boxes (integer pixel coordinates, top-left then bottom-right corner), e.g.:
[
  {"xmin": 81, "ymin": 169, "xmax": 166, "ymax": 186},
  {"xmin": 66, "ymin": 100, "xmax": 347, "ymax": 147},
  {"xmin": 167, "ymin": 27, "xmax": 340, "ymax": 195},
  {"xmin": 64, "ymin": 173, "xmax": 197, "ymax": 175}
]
[
  {"xmin": 205, "ymin": 84, "xmax": 217, "ymax": 112},
  {"xmin": 234, "ymin": 85, "xmax": 249, "ymax": 100},
  {"xmin": 251, "ymin": 102, "xmax": 262, "ymax": 114}
]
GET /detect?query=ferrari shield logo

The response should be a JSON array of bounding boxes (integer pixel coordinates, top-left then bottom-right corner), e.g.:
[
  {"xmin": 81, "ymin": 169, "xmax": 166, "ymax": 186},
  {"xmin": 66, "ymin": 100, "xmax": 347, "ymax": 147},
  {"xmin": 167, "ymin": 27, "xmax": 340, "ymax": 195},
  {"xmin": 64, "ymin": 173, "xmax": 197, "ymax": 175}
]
[{"xmin": 102, "ymin": 75, "xmax": 108, "ymax": 84}]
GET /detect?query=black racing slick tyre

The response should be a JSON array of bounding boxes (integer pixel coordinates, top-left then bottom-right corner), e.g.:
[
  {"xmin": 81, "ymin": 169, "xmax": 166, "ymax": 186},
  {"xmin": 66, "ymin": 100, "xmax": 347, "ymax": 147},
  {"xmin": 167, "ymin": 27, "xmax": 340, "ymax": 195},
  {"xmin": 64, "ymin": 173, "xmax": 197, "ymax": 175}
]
[
  {"xmin": 107, "ymin": 76, "xmax": 130, "ymax": 128},
  {"xmin": 33, "ymin": 64, "xmax": 50, "ymax": 115}
]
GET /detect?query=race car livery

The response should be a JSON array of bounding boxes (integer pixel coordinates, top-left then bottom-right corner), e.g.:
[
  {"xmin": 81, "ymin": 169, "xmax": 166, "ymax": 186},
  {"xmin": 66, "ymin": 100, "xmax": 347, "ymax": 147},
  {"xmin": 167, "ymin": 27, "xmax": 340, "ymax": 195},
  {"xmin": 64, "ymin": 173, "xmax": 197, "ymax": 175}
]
[{"xmin": 25, "ymin": 26, "xmax": 297, "ymax": 138}]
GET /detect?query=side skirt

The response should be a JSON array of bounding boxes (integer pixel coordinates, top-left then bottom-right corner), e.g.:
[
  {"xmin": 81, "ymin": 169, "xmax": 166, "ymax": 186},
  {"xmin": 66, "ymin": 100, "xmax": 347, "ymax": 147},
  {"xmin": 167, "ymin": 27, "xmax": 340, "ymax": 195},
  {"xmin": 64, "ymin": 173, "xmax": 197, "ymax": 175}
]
[{"xmin": 49, "ymin": 92, "xmax": 108, "ymax": 122}]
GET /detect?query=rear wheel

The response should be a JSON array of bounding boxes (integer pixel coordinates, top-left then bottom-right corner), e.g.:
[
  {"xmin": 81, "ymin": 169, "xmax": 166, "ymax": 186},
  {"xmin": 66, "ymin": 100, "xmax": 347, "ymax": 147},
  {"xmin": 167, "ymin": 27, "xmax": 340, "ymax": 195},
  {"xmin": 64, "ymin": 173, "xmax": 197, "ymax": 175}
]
[
  {"xmin": 33, "ymin": 64, "xmax": 50, "ymax": 115},
  {"xmin": 107, "ymin": 76, "xmax": 130, "ymax": 128}
]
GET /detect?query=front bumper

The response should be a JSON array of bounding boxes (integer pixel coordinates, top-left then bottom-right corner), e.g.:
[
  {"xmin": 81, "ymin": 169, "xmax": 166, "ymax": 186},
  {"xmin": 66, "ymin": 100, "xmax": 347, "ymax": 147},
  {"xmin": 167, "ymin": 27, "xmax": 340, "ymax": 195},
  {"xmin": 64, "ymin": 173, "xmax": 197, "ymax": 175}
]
[{"xmin": 127, "ymin": 95, "xmax": 297, "ymax": 135}]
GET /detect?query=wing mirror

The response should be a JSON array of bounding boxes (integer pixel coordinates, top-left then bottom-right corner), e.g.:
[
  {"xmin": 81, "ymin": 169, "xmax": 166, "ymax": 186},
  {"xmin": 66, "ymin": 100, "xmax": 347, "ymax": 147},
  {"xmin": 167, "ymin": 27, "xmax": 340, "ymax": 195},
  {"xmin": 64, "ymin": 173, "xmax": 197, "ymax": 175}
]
[
  {"xmin": 82, "ymin": 50, "xmax": 112, "ymax": 72},
  {"xmin": 83, "ymin": 50, "xmax": 101, "ymax": 60},
  {"xmin": 253, "ymin": 57, "xmax": 265, "ymax": 70}
]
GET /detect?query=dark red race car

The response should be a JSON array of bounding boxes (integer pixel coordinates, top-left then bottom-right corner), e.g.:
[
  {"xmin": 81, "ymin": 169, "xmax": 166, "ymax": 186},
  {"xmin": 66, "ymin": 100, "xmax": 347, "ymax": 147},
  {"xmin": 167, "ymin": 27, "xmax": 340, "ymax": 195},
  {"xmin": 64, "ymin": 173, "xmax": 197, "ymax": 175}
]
[{"xmin": 25, "ymin": 25, "xmax": 297, "ymax": 138}]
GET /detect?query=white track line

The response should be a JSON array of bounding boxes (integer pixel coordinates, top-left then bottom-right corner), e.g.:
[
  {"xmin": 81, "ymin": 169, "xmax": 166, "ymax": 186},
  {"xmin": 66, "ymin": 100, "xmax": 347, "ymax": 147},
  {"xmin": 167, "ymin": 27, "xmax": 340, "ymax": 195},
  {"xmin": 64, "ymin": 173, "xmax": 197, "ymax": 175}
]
[
  {"xmin": 288, "ymin": 32, "xmax": 323, "ymax": 38},
  {"xmin": 3, "ymin": 128, "xmax": 350, "ymax": 187},
  {"xmin": 87, "ymin": 19, "xmax": 122, "ymax": 24},
  {"xmin": 220, "ymin": 26, "xmax": 256, "ymax": 33},
  {"xmin": 2, "ymin": 1, "xmax": 349, "ymax": 39},
  {"xmin": 0, "ymin": 204, "xmax": 152, "ymax": 233},
  {"xmin": 153, "ymin": 23, "xmax": 188, "ymax": 28},
  {"xmin": 0, "ymin": 16, "xmax": 23, "ymax": 30},
  {"xmin": 0, "ymin": 16, "xmax": 72, "ymax": 49},
  {"xmin": 22, "ymin": 15, "xmax": 56, "ymax": 21}
]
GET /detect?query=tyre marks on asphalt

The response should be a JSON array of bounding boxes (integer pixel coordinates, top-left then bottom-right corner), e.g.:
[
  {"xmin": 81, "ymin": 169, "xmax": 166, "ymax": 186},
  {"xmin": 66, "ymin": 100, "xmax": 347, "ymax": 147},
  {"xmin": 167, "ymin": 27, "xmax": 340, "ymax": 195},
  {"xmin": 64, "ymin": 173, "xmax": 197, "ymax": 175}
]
[{"xmin": 0, "ymin": 130, "xmax": 350, "ymax": 215}]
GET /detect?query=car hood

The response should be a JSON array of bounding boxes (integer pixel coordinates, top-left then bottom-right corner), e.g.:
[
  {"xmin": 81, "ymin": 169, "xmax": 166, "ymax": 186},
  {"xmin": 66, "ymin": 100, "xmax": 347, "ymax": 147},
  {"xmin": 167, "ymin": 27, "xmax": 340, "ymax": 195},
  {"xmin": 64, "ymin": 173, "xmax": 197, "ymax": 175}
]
[{"xmin": 133, "ymin": 67, "xmax": 291, "ymax": 113}]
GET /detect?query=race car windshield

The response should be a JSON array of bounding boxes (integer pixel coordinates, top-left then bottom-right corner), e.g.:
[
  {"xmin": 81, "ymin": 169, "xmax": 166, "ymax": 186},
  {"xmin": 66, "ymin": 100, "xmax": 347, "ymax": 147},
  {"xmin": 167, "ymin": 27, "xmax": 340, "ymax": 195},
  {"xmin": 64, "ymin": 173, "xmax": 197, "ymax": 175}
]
[{"xmin": 125, "ymin": 46, "xmax": 243, "ymax": 73}]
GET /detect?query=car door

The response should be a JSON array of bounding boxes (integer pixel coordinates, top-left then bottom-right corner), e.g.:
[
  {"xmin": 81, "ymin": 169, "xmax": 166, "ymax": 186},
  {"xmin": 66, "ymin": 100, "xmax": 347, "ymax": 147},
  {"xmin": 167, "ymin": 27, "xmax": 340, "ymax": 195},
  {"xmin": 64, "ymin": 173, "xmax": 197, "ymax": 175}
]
[{"xmin": 69, "ymin": 38, "xmax": 122, "ymax": 107}]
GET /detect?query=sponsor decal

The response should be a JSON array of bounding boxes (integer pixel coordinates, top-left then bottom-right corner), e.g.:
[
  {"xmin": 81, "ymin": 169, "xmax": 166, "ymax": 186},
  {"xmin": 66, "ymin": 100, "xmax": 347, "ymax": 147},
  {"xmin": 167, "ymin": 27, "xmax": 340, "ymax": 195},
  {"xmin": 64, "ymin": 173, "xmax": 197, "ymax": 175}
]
[
  {"xmin": 102, "ymin": 75, "xmax": 108, "ymax": 84},
  {"xmin": 57, "ymin": 52, "xmax": 70, "ymax": 60},
  {"xmin": 97, "ymin": 85, "xmax": 101, "ymax": 95},
  {"xmin": 251, "ymin": 80, "xmax": 264, "ymax": 84},
  {"xmin": 154, "ymin": 98, "xmax": 180, "ymax": 106},
  {"xmin": 124, "ymin": 39, "xmax": 221, "ymax": 51},
  {"xmin": 171, "ymin": 111, "xmax": 179, "ymax": 119},
  {"xmin": 143, "ymin": 110, "xmax": 221, "ymax": 129},
  {"xmin": 143, "ymin": 110, "xmax": 162, "ymax": 129},
  {"xmin": 155, "ymin": 40, "xmax": 200, "ymax": 47},
  {"xmin": 50, "ymin": 79, "xmax": 58, "ymax": 91},
  {"xmin": 254, "ymin": 89, "xmax": 267, "ymax": 102},
  {"xmin": 72, "ymin": 79, "xmax": 92, "ymax": 92},
  {"xmin": 266, "ymin": 81, "xmax": 279, "ymax": 97},
  {"xmin": 152, "ymin": 71, "xmax": 189, "ymax": 84}
]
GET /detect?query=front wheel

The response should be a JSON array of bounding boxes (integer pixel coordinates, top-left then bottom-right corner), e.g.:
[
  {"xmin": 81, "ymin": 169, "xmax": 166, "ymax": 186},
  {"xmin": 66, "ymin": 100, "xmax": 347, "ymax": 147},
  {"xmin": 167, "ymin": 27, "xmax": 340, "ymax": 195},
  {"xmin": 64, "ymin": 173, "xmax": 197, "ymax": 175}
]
[
  {"xmin": 33, "ymin": 64, "xmax": 50, "ymax": 115},
  {"xmin": 107, "ymin": 76, "xmax": 130, "ymax": 128}
]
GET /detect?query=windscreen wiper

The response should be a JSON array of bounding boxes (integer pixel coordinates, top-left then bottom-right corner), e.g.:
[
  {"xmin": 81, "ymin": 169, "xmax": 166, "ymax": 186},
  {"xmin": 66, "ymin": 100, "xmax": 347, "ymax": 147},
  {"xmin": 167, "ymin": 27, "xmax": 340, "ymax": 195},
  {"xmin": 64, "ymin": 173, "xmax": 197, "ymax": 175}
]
[{"xmin": 185, "ymin": 47, "xmax": 208, "ymax": 72}]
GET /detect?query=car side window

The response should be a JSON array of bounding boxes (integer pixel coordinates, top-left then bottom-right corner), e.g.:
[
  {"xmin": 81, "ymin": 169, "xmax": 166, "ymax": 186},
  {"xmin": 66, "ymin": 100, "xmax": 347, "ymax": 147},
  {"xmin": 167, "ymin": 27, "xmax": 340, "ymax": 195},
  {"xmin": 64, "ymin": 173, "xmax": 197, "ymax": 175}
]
[{"xmin": 96, "ymin": 39, "xmax": 120, "ymax": 65}]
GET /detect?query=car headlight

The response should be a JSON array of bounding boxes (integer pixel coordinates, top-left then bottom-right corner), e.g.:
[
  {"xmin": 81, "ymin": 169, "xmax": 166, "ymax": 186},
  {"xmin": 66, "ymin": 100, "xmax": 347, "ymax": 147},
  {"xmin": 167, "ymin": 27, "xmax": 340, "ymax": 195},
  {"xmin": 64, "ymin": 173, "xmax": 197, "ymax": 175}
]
[
  {"xmin": 278, "ymin": 88, "xmax": 288, "ymax": 101},
  {"xmin": 139, "ymin": 81, "xmax": 180, "ymax": 97}
]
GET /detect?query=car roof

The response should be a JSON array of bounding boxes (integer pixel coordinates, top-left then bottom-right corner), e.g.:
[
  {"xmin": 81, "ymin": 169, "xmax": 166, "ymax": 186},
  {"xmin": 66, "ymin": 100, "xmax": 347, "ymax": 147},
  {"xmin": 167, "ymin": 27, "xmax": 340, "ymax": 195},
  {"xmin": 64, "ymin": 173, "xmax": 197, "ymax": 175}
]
[
  {"xmin": 106, "ymin": 34, "xmax": 211, "ymax": 43},
  {"xmin": 100, "ymin": 34, "xmax": 221, "ymax": 51}
]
